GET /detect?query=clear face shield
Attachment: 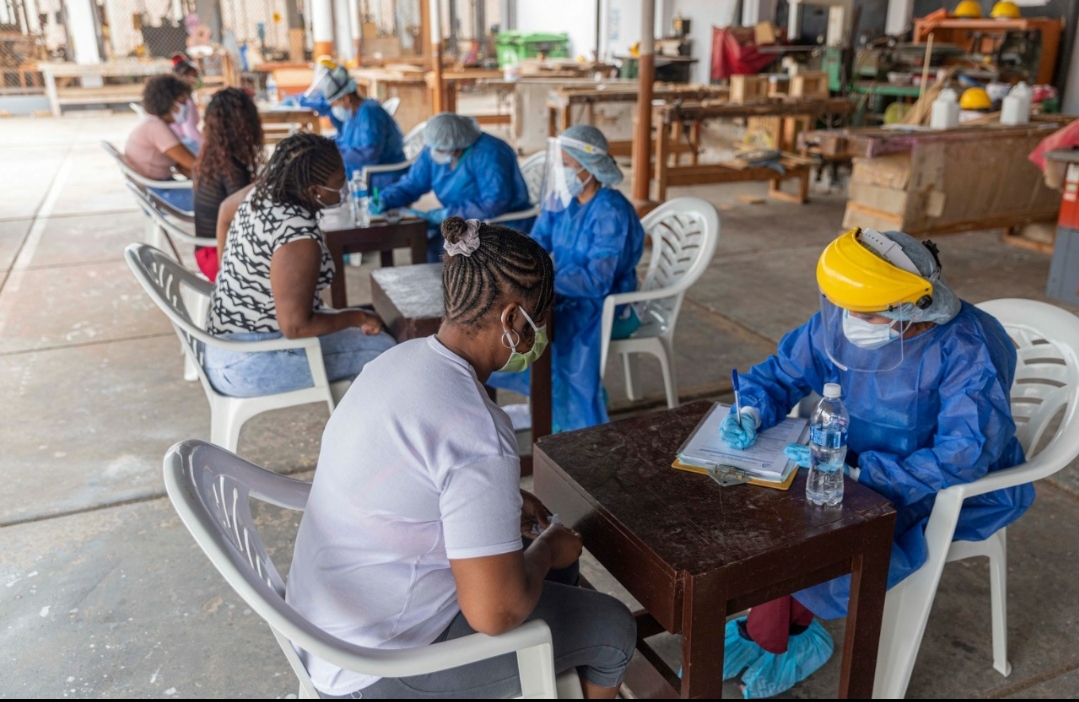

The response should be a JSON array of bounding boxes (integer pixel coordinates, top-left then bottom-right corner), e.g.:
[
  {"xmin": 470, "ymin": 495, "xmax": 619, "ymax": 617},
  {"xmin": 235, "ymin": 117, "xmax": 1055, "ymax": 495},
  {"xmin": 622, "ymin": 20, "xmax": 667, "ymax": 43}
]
[
  {"xmin": 304, "ymin": 60, "xmax": 348, "ymax": 102},
  {"xmin": 538, "ymin": 136, "xmax": 598, "ymax": 212},
  {"xmin": 820, "ymin": 295, "xmax": 909, "ymax": 373}
]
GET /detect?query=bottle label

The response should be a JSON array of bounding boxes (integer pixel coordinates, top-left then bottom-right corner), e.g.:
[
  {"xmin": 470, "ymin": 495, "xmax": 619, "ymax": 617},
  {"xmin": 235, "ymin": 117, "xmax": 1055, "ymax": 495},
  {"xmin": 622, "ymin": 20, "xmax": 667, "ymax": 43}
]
[{"xmin": 810, "ymin": 426, "xmax": 846, "ymax": 449}]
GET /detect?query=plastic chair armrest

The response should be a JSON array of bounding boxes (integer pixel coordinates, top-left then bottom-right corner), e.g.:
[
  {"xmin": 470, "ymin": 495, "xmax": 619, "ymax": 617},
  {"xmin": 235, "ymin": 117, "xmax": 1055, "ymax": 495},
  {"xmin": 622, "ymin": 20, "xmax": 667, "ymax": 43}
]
[
  {"xmin": 946, "ymin": 456, "xmax": 1054, "ymax": 501},
  {"xmin": 604, "ymin": 288, "xmax": 679, "ymax": 307},
  {"xmin": 362, "ymin": 160, "xmax": 414, "ymax": 178}
]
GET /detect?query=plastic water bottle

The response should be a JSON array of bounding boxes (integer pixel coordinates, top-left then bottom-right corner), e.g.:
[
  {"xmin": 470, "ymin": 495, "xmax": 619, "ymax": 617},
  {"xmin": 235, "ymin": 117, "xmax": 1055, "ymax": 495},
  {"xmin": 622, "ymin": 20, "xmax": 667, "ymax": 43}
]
[
  {"xmin": 807, "ymin": 383, "xmax": 849, "ymax": 506},
  {"xmin": 350, "ymin": 172, "xmax": 369, "ymax": 228},
  {"xmin": 265, "ymin": 74, "xmax": 279, "ymax": 104}
]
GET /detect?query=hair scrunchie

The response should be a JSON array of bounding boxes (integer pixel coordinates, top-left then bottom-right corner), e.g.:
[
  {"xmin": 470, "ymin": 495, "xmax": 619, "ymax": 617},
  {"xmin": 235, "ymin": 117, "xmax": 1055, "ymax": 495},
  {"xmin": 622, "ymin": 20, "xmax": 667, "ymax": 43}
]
[{"xmin": 444, "ymin": 219, "xmax": 482, "ymax": 257}]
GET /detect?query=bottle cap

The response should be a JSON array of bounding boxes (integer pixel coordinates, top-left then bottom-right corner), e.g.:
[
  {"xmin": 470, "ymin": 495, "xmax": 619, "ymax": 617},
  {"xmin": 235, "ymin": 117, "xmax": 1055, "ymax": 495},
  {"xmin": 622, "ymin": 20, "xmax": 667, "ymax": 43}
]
[{"xmin": 824, "ymin": 383, "xmax": 841, "ymax": 399}]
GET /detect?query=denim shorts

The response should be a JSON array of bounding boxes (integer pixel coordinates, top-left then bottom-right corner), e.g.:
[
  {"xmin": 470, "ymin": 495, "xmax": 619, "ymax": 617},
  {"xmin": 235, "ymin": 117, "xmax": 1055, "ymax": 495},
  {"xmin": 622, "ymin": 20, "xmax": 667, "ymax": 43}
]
[{"xmin": 203, "ymin": 326, "xmax": 396, "ymax": 398}]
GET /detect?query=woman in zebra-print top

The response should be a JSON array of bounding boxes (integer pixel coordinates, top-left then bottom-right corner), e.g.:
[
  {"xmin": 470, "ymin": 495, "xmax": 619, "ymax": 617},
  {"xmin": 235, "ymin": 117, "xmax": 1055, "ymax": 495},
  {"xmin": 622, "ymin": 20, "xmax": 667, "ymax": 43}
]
[{"xmin": 202, "ymin": 133, "xmax": 396, "ymax": 398}]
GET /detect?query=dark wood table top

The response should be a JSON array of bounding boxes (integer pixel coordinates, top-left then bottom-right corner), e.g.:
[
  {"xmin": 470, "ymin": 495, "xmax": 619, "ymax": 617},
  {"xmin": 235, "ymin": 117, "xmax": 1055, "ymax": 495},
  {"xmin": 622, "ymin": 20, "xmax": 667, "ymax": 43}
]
[
  {"xmin": 535, "ymin": 401, "xmax": 895, "ymax": 577},
  {"xmin": 370, "ymin": 263, "xmax": 445, "ymax": 341}
]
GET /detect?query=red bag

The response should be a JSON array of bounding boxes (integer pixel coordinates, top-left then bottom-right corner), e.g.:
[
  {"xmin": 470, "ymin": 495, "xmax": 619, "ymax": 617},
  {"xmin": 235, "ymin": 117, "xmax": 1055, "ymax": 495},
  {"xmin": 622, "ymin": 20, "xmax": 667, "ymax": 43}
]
[
  {"xmin": 711, "ymin": 26, "xmax": 776, "ymax": 81},
  {"xmin": 1029, "ymin": 118, "xmax": 1079, "ymax": 171}
]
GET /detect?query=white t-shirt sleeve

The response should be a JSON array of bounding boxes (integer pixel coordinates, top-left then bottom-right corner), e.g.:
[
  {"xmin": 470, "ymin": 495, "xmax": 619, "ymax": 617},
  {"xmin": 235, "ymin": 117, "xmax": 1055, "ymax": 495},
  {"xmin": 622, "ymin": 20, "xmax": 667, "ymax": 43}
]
[{"xmin": 440, "ymin": 456, "xmax": 523, "ymax": 560}]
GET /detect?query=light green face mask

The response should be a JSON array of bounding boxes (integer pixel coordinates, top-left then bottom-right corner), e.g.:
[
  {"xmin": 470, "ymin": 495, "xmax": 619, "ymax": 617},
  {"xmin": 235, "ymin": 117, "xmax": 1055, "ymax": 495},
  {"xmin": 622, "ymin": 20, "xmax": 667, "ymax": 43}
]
[{"xmin": 498, "ymin": 305, "xmax": 548, "ymax": 373}]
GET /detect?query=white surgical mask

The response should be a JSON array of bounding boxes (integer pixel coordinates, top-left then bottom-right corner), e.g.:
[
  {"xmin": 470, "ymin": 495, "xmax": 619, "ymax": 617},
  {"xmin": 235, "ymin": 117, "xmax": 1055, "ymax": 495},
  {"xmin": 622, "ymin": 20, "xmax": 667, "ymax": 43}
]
[
  {"xmin": 331, "ymin": 105, "xmax": 352, "ymax": 123},
  {"xmin": 430, "ymin": 149, "xmax": 453, "ymax": 165},
  {"xmin": 842, "ymin": 310, "xmax": 901, "ymax": 350},
  {"xmin": 173, "ymin": 101, "xmax": 189, "ymax": 123}
]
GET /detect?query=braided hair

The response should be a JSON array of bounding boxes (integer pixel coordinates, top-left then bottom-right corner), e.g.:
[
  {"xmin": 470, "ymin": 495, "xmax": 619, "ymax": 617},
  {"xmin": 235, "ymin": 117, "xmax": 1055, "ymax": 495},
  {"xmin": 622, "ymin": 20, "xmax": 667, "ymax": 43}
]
[
  {"xmin": 252, "ymin": 132, "xmax": 343, "ymax": 213},
  {"xmin": 441, "ymin": 217, "xmax": 554, "ymax": 329}
]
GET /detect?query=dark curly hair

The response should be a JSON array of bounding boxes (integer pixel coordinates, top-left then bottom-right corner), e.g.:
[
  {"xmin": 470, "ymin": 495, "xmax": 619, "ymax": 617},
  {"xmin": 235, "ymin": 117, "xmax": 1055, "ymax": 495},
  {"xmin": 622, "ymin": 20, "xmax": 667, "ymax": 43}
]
[
  {"xmin": 252, "ymin": 132, "xmax": 343, "ymax": 213},
  {"xmin": 440, "ymin": 217, "xmax": 554, "ymax": 329},
  {"xmin": 142, "ymin": 74, "xmax": 192, "ymax": 117},
  {"xmin": 194, "ymin": 88, "xmax": 264, "ymax": 189}
]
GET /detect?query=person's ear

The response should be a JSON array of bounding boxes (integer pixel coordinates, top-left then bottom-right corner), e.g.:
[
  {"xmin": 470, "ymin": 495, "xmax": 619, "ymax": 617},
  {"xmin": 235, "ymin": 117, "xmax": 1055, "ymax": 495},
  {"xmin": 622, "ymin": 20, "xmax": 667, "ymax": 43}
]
[
  {"xmin": 307, "ymin": 185, "xmax": 323, "ymax": 205},
  {"xmin": 498, "ymin": 302, "xmax": 518, "ymax": 332}
]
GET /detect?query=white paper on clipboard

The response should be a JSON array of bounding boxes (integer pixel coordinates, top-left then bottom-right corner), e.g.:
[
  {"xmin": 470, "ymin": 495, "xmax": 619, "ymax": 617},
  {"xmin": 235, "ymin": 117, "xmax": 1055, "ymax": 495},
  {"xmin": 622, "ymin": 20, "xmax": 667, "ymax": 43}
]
[{"xmin": 676, "ymin": 403, "xmax": 809, "ymax": 480}]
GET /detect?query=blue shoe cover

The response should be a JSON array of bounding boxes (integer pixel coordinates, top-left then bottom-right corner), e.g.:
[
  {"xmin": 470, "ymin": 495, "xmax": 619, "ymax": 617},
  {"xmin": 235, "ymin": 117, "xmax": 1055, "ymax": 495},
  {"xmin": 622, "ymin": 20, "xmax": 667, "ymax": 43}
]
[
  {"xmin": 740, "ymin": 619, "xmax": 834, "ymax": 699},
  {"xmin": 724, "ymin": 618, "xmax": 765, "ymax": 680}
]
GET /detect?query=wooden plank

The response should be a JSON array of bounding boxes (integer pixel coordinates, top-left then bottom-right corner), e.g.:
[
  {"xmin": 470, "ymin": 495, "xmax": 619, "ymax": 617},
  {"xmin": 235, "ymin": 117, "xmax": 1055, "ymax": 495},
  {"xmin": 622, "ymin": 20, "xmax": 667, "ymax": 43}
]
[
  {"xmin": 848, "ymin": 181, "xmax": 910, "ymax": 217},
  {"xmin": 730, "ymin": 75, "xmax": 770, "ymax": 104}
]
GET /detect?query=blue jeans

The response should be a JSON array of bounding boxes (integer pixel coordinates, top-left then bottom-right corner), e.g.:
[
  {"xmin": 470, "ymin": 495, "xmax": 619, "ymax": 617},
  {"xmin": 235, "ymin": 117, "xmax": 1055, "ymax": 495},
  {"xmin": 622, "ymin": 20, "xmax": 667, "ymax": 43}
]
[{"xmin": 203, "ymin": 327, "xmax": 396, "ymax": 398}]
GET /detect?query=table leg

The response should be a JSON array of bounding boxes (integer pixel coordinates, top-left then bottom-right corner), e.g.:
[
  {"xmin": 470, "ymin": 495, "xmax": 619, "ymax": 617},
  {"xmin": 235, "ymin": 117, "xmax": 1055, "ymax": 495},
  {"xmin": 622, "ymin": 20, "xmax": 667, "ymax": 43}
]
[
  {"xmin": 548, "ymin": 107, "xmax": 557, "ymax": 138},
  {"xmin": 681, "ymin": 574, "xmax": 726, "ymax": 699},
  {"xmin": 380, "ymin": 249, "xmax": 394, "ymax": 267},
  {"xmin": 45, "ymin": 71, "xmax": 59, "ymax": 117},
  {"xmin": 409, "ymin": 224, "xmax": 428, "ymax": 265},
  {"xmin": 654, "ymin": 122, "xmax": 670, "ymax": 203},
  {"xmin": 327, "ymin": 241, "xmax": 348, "ymax": 308},
  {"xmin": 838, "ymin": 517, "xmax": 893, "ymax": 698}
]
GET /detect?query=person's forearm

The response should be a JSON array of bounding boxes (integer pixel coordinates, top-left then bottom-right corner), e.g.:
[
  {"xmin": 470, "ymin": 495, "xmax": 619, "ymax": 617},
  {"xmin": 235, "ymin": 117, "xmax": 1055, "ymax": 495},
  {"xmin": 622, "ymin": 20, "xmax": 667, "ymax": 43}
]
[
  {"xmin": 279, "ymin": 309, "xmax": 367, "ymax": 339},
  {"xmin": 517, "ymin": 537, "xmax": 554, "ymax": 610}
]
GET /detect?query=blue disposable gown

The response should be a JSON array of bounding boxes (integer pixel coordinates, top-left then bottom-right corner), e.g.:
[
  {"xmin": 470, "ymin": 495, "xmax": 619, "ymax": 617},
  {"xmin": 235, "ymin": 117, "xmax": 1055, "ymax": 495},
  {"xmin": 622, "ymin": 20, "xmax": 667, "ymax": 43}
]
[
  {"xmin": 488, "ymin": 188, "xmax": 645, "ymax": 431},
  {"xmin": 736, "ymin": 302, "xmax": 1034, "ymax": 620},
  {"xmin": 377, "ymin": 133, "xmax": 534, "ymax": 260},
  {"xmin": 329, "ymin": 98, "xmax": 407, "ymax": 192}
]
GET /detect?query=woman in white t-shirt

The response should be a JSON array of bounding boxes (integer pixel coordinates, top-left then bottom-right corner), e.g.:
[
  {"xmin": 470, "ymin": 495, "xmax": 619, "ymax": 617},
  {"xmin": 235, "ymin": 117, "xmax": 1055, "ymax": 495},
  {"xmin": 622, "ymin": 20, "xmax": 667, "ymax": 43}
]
[{"xmin": 287, "ymin": 217, "xmax": 636, "ymax": 699}]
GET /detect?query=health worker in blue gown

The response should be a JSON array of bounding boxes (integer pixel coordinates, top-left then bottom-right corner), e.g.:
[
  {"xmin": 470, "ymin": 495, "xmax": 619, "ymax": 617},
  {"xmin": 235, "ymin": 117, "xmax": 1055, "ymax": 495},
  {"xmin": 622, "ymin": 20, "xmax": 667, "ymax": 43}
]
[
  {"xmin": 301, "ymin": 57, "xmax": 406, "ymax": 192},
  {"xmin": 487, "ymin": 125, "xmax": 645, "ymax": 432},
  {"xmin": 371, "ymin": 113, "xmax": 534, "ymax": 262},
  {"xmin": 713, "ymin": 228, "xmax": 1034, "ymax": 699}
]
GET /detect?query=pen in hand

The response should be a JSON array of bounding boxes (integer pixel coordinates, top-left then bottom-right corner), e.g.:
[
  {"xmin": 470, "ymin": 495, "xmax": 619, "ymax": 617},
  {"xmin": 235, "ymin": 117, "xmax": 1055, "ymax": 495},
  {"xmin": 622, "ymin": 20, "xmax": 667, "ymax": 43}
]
[{"xmin": 732, "ymin": 369, "xmax": 743, "ymax": 429}]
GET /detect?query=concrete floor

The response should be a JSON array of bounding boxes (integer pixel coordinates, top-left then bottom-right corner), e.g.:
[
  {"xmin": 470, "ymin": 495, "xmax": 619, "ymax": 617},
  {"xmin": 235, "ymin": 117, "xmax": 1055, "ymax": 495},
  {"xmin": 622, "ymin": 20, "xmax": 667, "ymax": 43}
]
[{"xmin": 2, "ymin": 112, "xmax": 1079, "ymax": 699}]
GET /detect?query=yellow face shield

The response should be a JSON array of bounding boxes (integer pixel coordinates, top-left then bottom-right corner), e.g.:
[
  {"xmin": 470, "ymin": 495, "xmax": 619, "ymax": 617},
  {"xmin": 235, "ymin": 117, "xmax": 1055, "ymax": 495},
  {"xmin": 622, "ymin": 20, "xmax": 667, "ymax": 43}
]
[{"xmin": 816, "ymin": 228, "xmax": 933, "ymax": 314}]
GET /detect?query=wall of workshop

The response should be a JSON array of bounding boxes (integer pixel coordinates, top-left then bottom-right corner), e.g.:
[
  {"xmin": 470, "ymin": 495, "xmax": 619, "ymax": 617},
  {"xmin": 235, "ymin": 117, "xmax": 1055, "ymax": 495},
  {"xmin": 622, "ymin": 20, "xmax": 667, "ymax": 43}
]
[{"xmin": 516, "ymin": 0, "xmax": 597, "ymax": 60}]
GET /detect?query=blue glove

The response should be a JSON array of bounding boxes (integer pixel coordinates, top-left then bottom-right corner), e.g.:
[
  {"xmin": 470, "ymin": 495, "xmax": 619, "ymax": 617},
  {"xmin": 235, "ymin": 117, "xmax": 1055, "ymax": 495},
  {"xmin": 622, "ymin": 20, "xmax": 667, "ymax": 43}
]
[
  {"xmin": 843, "ymin": 463, "xmax": 861, "ymax": 480},
  {"xmin": 369, "ymin": 197, "xmax": 384, "ymax": 216},
  {"xmin": 719, "ymin": 411, "xmax": 757, "ymax": 450},
  {"xmin": 418, "ymin": 207, "xmax": 449, "ymax": 225},
  {"xmin": 784, "ymin": 443, "xmax": 811, "ymax": 468},
  {"xmin": 295, "ymin": 94, "xmax": 332, "ymax": 117}
]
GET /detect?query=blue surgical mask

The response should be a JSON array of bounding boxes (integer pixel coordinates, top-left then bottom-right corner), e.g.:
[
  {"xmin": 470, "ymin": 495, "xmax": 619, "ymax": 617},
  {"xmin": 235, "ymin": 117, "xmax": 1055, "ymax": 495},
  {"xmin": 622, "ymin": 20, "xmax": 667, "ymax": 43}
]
[
  {"xmin": 842, "ymin": 310, "xmax": 901, "ymax": 349},
  {"xmin": 430, "ymin": 148, "xmax": 454, "ymax": 165},
  {"xmin": 331, "ymin": 105, "xmax": 352, "ymax": 123},
  {"xmin": 564, "ymin": 166, "xmax": 586, "ymax": 199}
]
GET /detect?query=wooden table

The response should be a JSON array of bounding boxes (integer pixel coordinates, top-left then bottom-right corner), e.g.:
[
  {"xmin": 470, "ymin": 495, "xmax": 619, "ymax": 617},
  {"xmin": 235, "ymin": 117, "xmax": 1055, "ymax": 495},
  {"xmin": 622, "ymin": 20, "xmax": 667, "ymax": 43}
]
[
  {"xmin": 370, "ymin": 263, "xmax": 553, "ymax": 474},
  {"xmin": 534, "ymin": 401, "xmax": 897, "ymax": 699},
  {"xmin": 38, "ymin": 60, "xmax": 173, "ymax": 117},
  {"xmin": 258, "ymin": 105, "xmax": 322, "ymax": 144},
  {"xmin": 323, "ymin": 219, "xmax": 428, "ymax": 308},
  {"xmin": 650, "ymin": 98, "xmax": 853, "ymax": 202}
]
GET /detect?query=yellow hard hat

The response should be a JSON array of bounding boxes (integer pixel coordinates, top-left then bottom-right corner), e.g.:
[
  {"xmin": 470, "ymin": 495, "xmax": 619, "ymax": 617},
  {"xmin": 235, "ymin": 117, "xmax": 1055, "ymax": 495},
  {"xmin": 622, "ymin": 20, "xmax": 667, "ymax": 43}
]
[
  {"xmin": 954, "ymin": 0, "xmax": 983, "ymax": 18},
  {"xmin": 817, "ymin": 228, "xmax": 933, "ymax": 313},
  {"xmin": 991, "ymin": 1, "xmax": 1020, "ymax": 18},
  {"xmin": 959, "ymin": 86, "xmax": 992, "ymax": 110}
]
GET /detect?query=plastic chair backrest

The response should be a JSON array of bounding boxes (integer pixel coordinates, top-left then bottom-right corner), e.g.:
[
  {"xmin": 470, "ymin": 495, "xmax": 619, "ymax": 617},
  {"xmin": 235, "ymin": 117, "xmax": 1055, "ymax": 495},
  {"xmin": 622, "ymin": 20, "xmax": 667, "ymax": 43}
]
[
  {"xmin": 636, "ymin": 197, "xmax": 720, "ymax": 329},
  {"xmin": 130, "ymin": 101, "xmax": 145, "ymax": 116},
  {"xmin": 382, "ymin": 96, "xmax": 401, "ymax": 117},
  {"xmin": 403, "ymin": 121, "xmax": 428, "ymax": 161},
  {"xmin": 977, "ymin": 299, "xmax": 1079, "ymax": 463},
  {"xmin": 125, "ymin": 243, "xmax": 215, "ymax": 383},
  {"xmin": 520, "ymin": 151, "xmax": 546, "ymax": 205},
  {"xmin": 101, "ymin": 140, "xmax": 191, "ymax": 190}
]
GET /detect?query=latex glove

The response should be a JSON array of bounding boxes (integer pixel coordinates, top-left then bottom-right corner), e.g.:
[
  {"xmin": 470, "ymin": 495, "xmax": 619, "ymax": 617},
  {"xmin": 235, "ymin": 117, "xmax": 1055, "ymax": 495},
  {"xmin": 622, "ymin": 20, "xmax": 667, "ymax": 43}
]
[
  {"xmin": 843, "ymin": 463, "xmax": 861, "ymax": 481},
  {"xmin": 368, "ymin": 197, "xmax": 384, "ymax": 216},
  {"xmin": 294, "ymin": 94, "xmax": 332, "ymax": 117},
  {"xmin": 719, "ymin": 411, "xmax": 758, "ymax": 450},
  {"xmin": 419, "ymin": 207, "xmax": 449, "ymax": 225},
  {"xmin": 784, "ymin": 443, "xmax": 811, "ymax": 468}
]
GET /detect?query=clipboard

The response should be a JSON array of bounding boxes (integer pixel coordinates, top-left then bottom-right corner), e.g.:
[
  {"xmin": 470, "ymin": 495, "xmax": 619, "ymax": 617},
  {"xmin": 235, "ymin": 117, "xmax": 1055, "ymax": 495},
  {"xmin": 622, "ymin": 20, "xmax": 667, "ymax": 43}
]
[{"xmin": 671, "ymin": 458, "xmax": 799, "ymax": 491}]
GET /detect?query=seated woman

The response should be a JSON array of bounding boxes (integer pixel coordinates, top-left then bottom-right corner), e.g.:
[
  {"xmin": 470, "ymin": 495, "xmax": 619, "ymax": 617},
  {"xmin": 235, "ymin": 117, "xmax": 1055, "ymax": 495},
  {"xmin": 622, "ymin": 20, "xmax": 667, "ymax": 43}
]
[
  {"xmin": 286, "ymin": 216, "xmax": 636, "ymax": 699},
  {"xmin": 203, "ymin": 132, "xmax": 395, "ymax": 397},
  {"xmin": 124, "ymin": 74, "xmax": 197, "ymax": 211},
  {"xmin": 191, "ymin": 88, "xmax": 264, "ymax": 281},
  {"xmin": 716, "ymin": 229, "xmax": 1033, "ymax": 698},
  {"xmin": 302, "ymin": 57, "xmax": 406, "ymax": 191},
  {"xmin": 373, "ymin": 113, "xmax": 534, "ymax": 262},
  {"xmin": 489, "ymin": 125, "xmax": 645, "ymax": 432},
  {"xmin": 169, "ymin": 53, "xmax": 203, "ymax": 154}
]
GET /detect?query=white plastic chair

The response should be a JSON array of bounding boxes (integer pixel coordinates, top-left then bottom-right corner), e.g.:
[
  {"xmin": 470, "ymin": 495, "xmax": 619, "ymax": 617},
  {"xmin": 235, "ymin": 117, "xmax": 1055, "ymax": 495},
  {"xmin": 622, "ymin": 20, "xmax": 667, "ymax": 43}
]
[
  {"xmin": 101, "ymin": 140, "xmax": 192, "ymax": 192},
  {"xmin": 873, "ymin": 298, "xmax": 1079, "ymax": 699},
  {"xmin": 599, "ymin": 197, "xmax": 720, "ymax": 409},
  {"xmin": 163, "ymin": 439, "xmax": 584, "ymax": 699},
  {"xmin": 359, "ymin": 120, "xmax": 429, "ymax": 187},
  {"xmin": 381, "ymin": 95, "xmax": 401, "ymax": 117},
  {"xmin": 125, "ymin": 243, "xmax": 349, "ymax": 453},
  {"xmin": 485, "ymin": 151, "xmax": 546, "ymax": 226},
  {"xmin": 129, "ymin": 101, "xmax": 145, "ymax": 117},
  {"xmin": 126, "ymin": 182, "xmax": 206, "ymax": 265}
]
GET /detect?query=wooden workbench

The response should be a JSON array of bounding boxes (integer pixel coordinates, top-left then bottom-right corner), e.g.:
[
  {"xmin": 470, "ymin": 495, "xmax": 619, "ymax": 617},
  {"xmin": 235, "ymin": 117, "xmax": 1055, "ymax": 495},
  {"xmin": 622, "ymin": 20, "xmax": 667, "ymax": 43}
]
[
  {"xmin": 803, "ymin": 122, "xmax": 1065, "ymax": 239},
  {"xmin": 650, "ymin": 98, "xmax": 853, "ymax": 202},
  {"xmin": 38, "ymin": 60, "xmax": 173, "ymax": 117},
  {"xmin": 545, "ymin": 84, "xmax": 729, "ymax": 157}
]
